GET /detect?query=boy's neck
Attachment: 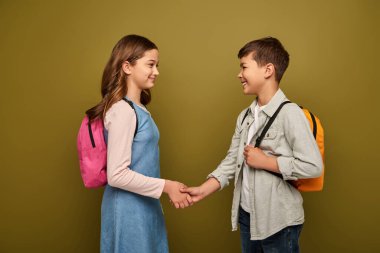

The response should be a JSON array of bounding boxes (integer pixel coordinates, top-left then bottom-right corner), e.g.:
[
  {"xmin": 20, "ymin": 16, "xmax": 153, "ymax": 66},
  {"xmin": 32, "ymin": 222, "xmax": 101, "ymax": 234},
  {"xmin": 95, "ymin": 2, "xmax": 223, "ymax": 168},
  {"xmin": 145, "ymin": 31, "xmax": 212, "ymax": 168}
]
[{"xmin": 256, "ymin": 83, "xmax": 280, "ymax": 107}]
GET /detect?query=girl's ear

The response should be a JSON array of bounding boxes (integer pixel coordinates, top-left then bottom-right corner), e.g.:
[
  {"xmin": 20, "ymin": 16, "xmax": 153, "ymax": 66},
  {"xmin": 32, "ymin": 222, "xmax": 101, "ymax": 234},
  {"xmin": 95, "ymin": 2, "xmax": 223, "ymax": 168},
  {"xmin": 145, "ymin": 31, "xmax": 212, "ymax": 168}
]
[
  {"xmin": 264, "ymin": 63, "xmax": 275, "ymax": 79},
  {"xmin": 122, "ymin": 61, "xmax": 132, "ymax": 75}
]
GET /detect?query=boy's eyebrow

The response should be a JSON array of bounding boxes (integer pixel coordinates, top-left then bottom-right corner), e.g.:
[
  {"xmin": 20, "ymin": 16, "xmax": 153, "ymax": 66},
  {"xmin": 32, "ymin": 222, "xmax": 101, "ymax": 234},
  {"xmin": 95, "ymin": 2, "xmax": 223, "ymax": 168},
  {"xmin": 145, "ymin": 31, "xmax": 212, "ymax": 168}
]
[
  {"xmin": 147, "ymin": 59, "xmax": 159, "ymax": 63},
  {"xmin": 240, "ymin": 62, "xmax": 246, "ymax": 67}
]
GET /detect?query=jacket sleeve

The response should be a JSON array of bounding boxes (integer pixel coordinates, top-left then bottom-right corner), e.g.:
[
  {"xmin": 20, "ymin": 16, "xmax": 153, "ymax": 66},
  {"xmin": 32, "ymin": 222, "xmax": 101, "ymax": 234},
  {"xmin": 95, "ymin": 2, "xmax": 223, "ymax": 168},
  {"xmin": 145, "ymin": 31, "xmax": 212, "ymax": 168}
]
[
  {"xmin": 277, "ymin": 104, "xmax": 323, "ymax": 180},
  {"xmin": 207, "ymin": 110, "xmax": 245, "ymax": 190}
]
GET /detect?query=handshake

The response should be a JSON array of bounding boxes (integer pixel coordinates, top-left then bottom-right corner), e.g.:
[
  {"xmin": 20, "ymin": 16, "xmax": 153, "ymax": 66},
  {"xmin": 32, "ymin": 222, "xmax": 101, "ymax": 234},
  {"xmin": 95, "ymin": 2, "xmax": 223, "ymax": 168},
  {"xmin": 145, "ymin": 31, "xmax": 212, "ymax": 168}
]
[
  {"xmin": 161, "ymin": 146, "xmax": 263, "ymax": 208},
  {"xmin": 163, "ymin": 180, "xmax": 200, "ymax": 209},
  {"xmin": 163, "ymin": 178, "xmax": 220, "ymax": 209}
]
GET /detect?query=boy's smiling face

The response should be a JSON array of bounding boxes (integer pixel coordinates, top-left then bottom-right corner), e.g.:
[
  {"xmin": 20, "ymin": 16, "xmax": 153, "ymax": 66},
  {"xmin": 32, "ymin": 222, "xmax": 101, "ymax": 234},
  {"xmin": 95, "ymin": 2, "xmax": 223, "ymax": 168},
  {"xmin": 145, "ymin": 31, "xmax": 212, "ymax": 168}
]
[{"xmin": 238, "ymin": 52, "xmax": 267, "ymax": 95}]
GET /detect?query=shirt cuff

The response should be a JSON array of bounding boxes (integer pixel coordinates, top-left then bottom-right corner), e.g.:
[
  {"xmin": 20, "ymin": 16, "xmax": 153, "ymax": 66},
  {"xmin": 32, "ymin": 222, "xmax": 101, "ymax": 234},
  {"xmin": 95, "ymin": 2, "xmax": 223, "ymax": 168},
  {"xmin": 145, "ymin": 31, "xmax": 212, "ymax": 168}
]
[
  {"xmin": 154, "ymin": 178, "xmax": 166, "ymax": 199},
  {"xmin": 207, "ymin": 172, "xmax": 229, "ymax": 190},
  {"xmin": 277, "ymin": 156, "xmax": 298, "ymax": 181}
]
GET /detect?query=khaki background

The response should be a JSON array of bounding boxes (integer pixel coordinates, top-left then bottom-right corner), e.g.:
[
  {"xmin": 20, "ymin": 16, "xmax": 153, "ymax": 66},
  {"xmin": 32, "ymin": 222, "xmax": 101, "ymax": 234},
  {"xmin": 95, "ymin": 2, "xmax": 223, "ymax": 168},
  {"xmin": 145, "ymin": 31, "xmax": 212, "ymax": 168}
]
[{"xmin": 1, "ymin": 0, "xmax": 379, "ymax": 252}]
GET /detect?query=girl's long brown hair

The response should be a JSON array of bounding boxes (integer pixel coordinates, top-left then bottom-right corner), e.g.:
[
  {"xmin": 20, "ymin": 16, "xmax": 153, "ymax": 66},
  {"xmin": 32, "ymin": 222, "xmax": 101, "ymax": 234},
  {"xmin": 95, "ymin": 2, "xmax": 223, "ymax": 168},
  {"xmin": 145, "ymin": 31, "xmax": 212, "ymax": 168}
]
[{"xmin": 86, "ymin": 34, "xmax": 158, "ymax": 122}]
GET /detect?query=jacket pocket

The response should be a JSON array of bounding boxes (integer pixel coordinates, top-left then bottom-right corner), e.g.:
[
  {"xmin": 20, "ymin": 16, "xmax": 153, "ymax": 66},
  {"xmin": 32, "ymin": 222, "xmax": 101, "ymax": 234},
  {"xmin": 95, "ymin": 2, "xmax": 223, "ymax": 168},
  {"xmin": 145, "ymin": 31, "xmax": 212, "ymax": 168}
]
[
  {"xmin": 264, "ymin": 129, "xmax": 277, "ymax": 140},
  {"xmin": 259, "ymin": 130, "xmax": 280, "ymax": 151}
]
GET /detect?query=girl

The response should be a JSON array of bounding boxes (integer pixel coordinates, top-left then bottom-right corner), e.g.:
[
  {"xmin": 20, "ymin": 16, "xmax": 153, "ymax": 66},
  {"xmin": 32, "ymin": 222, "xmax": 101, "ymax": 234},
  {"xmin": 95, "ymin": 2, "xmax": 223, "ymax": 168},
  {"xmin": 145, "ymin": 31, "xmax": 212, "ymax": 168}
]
[{"xmin": 86, "ymin": 34, "xmax": 191, "ymax": 253}]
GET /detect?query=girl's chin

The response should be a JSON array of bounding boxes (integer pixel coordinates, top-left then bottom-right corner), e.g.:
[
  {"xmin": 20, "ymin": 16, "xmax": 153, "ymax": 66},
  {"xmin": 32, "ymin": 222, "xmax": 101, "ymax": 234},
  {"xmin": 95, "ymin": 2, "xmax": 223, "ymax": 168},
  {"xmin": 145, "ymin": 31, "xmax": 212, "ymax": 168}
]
[
  {"xmin": 141, "ymin": 82, "xmax": 155, "ymax": 89},
  {"xmin": 143, "ymin": 84, "xmax": 154, "ymax": 90}
]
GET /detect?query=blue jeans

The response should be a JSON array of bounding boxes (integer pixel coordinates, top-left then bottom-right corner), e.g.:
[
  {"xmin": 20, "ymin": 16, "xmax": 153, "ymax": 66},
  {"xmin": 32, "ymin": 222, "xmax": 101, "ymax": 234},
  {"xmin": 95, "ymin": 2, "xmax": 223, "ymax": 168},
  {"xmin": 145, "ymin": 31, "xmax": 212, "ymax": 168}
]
[{"xmin": 239, "ymin": 207, "xmax": 303, "ymax": 253}]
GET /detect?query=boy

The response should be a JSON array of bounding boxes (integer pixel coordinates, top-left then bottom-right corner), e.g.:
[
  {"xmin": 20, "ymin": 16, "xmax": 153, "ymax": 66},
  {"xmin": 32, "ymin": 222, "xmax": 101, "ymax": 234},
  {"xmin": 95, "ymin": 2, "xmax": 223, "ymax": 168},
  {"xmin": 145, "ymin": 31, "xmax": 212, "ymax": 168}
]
[{"xmin": 181, "ymin": 37, "xmax": 323, "ymax": 253}]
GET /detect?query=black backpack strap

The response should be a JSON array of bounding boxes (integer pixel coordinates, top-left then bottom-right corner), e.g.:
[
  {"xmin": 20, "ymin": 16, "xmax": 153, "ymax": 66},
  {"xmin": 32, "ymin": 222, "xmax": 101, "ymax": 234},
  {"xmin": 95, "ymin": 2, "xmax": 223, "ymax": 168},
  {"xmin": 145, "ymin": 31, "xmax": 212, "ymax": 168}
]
[
  {"xmin": 88, "ymin": 120, "xmax": 96, "ymax": 148},
  {"xmin": 309, "ymin": 110, "xmax": 317, "ymax": 139},
  {"xmin": 241, "ymin": 108, "xmax": 251, "ymax": 126},
  {"xmin": 122, "ymin": 98, "xmax": 138, "ymax": 137},
  {"xmin": 255, "ymin": 101, "xmax": 291, "ymax": 148}
]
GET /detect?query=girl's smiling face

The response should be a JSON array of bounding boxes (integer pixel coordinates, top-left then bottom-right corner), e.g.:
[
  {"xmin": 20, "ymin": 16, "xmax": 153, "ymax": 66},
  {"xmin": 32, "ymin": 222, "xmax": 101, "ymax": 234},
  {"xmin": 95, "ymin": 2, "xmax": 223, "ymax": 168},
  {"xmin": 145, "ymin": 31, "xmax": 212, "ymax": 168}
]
[{"xmin": 124, "ymin": 49, "xmax": 159, "ymax": 90}]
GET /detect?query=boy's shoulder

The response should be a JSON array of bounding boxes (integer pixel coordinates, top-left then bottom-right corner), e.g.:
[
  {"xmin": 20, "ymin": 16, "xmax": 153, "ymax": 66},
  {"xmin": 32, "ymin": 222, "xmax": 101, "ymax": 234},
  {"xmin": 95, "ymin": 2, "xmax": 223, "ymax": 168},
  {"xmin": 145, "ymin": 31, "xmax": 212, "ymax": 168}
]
[
  {"xmin": 276, "ymin": 101, "xmax": 309, "ymax": 126},
  {"xmin": 239, "ymin": 106, "xmax": 250, "ymax": 117},
  {"xmin": 280, "ymin": 101, "xmax": 302, "ymax": 114},
  {"xmin": 236, "ymin": 106, "xmax": 251, "ymax": 124}
]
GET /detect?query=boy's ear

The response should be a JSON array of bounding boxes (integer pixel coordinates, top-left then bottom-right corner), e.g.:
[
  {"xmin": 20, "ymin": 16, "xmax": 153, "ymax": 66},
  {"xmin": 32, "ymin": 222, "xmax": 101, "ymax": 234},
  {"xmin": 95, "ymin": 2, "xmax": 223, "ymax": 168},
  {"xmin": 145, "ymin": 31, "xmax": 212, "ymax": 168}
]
[
  {"xmin": 122, "ymin": 61, "xmax": 132, "ymax": 75},
  {"xmin": 264, "ymin": 63, "xmax": 275, "ymax": 79}
]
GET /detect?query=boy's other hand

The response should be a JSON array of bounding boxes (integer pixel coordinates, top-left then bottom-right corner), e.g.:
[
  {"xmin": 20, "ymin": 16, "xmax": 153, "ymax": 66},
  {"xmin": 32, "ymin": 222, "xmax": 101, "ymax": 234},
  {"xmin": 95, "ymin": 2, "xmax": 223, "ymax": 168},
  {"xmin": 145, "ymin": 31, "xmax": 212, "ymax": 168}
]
[
  {"xmin": 244, "ymin": 145, "xmax": 280, "ymax": 173},
  {"xmin": 243, "ymin": 145, "xmax": 268, "ymax": 169}
]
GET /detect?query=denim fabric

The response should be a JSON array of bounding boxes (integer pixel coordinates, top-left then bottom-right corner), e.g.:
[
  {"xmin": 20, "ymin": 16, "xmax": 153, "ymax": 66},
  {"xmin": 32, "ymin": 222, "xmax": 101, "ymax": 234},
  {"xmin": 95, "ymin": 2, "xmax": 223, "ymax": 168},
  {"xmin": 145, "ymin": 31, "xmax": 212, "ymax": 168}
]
[
  {"xmin": 239, "ymin": 207, "xmax": 303, "ymax": 253},
  {"xmin": 101, "ymin": 97, "xmax": 169, "ymax": 253}
]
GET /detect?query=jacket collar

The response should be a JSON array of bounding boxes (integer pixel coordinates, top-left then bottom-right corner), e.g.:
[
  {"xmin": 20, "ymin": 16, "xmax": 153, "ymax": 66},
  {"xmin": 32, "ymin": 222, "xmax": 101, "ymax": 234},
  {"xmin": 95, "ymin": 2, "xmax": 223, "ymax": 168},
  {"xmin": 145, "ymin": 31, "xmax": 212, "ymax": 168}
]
[{"xmin": 249, "ymin": 88, "xmax": 288, "ymax": 118}]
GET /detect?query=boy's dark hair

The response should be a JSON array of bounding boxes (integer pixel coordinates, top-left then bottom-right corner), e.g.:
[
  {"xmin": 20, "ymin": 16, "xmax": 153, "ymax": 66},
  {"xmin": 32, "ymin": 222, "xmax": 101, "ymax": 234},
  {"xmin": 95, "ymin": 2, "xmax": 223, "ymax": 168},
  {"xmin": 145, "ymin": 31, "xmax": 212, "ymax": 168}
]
[{"xmin": 238, "ymin": 37, "xmax": 289, "ymax": 83}]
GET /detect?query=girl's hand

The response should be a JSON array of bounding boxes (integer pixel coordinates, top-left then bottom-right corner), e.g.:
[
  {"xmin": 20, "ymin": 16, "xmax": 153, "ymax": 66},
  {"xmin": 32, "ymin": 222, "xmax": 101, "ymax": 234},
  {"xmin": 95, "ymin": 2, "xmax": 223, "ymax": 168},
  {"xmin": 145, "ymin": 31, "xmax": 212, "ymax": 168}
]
[{"xmin": 163, "ymin": 180, "xmax": 192, "ymax": 209}]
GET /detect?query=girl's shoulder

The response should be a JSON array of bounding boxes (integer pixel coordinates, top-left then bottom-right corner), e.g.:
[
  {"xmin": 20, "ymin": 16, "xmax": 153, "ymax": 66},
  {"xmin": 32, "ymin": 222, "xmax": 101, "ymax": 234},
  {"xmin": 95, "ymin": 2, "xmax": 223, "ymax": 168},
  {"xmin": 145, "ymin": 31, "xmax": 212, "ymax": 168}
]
[
  {"xmin": 108, "ymin": 99, "xmax": 135, "ymax": 115},
  {"xmin": 104, "ymin": 99, "xmax": 137, "ymax": 127}
]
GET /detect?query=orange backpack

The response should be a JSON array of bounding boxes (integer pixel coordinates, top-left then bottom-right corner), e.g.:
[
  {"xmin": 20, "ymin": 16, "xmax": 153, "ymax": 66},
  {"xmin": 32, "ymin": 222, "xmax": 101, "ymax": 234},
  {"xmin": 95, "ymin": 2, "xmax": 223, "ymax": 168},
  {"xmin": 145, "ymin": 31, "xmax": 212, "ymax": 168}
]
[
  {"xmin": 291, "ymin": 106, "xmax": 325, "ymax": 191},
  {"xmin": 243, "ymin": 101, "xmax": 325, "ymax": 192}
]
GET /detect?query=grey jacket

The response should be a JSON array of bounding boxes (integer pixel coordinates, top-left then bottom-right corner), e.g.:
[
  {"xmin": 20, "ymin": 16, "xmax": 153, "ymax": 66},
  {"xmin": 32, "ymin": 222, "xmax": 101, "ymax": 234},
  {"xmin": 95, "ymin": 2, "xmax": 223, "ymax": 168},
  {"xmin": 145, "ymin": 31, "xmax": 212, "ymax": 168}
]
[{"xmin": 208, "ymin": 88, "xmax": 323, "ymax": 240}]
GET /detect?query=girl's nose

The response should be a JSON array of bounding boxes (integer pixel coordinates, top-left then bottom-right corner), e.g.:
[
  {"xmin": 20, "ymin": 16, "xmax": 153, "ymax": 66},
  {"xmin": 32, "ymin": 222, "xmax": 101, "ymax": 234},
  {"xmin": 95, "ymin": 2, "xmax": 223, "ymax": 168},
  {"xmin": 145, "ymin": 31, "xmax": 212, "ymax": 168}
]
[{"xmin": 154, "ymin": 66, "xmax": 159, "ymax": 76}]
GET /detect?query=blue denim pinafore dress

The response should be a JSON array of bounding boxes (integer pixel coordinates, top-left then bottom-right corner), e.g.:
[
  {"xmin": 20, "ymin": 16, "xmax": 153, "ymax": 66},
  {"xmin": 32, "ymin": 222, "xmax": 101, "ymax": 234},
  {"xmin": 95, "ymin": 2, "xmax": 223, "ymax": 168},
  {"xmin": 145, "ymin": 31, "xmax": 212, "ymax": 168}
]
[{"xmin": 100, "ymin": 97, "xmax": 169, "ymax": 253}]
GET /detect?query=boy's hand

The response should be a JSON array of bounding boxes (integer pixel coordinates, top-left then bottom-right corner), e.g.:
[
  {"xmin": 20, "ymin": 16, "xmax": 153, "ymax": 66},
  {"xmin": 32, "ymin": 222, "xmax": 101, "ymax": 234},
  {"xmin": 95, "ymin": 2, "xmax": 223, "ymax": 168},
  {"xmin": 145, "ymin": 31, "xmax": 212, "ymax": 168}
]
[
  {"xmin": 180, "ymin": 177, "xmax": 221, "ymax": 204},
  {"xmin": 180, "ymin": 186, "xmax": 205, "ymax": 203},
  {"xmin": 244, "ymin": 145, "xmax": 268, "ymax": 169},
  {"xmin": 243, "ymin": 145, "xmax": 280, "ymax": 173}
]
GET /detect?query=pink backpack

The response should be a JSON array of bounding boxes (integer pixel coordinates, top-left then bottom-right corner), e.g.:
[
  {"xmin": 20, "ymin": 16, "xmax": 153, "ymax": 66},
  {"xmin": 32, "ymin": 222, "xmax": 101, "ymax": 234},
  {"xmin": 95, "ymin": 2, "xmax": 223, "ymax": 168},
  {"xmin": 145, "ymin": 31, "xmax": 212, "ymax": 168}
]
[{"xmin": 77, "ymin": 98, "xmax": 137, "ymax": 188}]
